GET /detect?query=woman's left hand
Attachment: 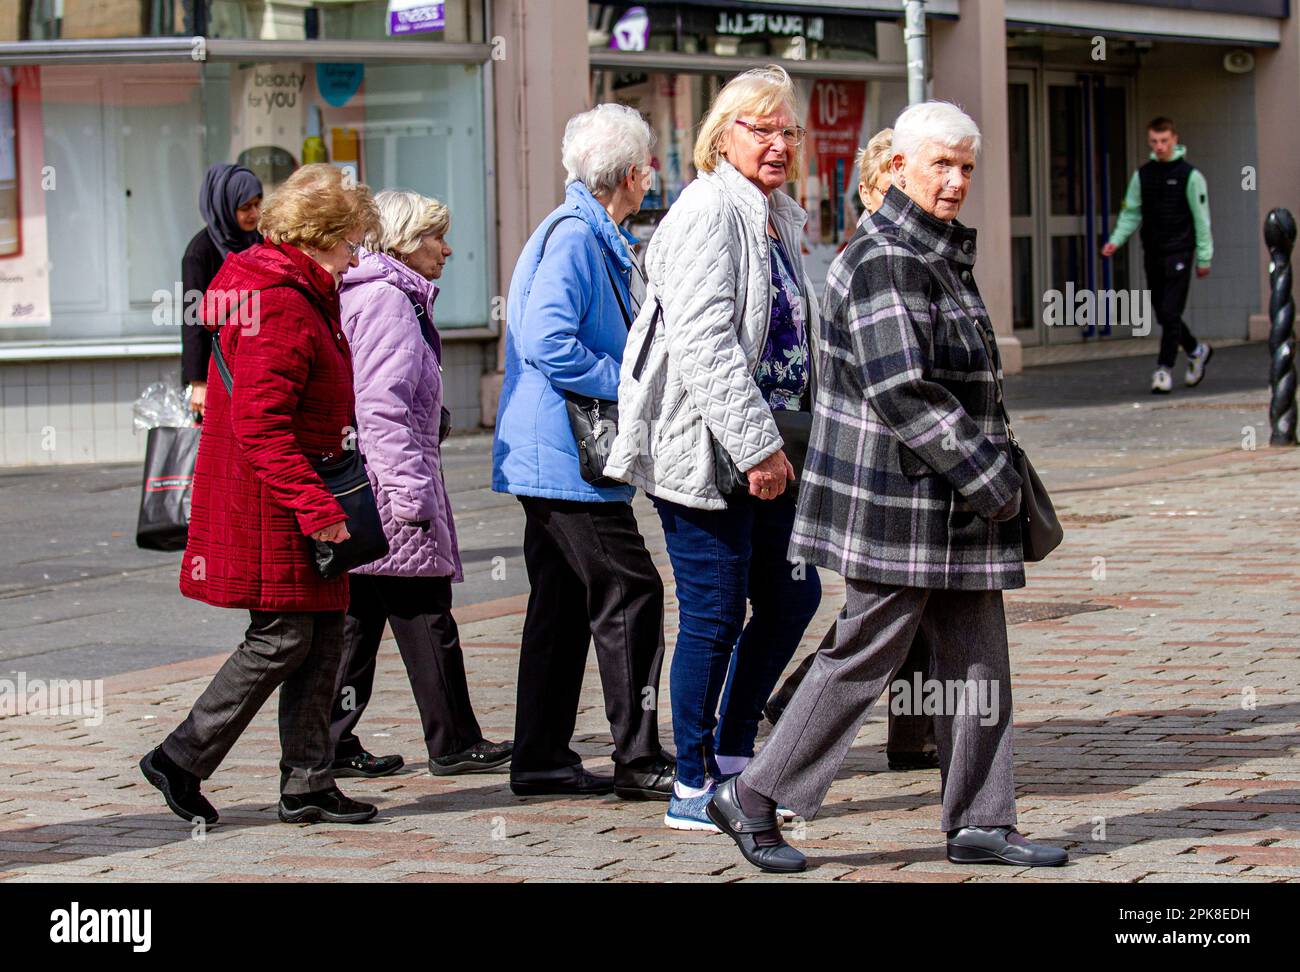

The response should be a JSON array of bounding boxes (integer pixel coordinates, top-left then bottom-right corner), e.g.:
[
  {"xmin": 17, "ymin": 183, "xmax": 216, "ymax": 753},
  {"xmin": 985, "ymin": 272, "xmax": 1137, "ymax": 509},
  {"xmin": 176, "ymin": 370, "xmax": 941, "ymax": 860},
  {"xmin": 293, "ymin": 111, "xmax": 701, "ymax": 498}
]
[{"xmin": 748, "ymin": 449, "xmax": 795, "ymax": 500}]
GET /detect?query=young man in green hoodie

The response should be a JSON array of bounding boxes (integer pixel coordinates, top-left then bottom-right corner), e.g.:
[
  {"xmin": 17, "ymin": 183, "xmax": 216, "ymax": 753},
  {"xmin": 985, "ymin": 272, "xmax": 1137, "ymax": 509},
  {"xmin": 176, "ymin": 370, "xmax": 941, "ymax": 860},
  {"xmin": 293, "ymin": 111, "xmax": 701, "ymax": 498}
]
[{"xmin": 1102, "ymin": 116, "xmax": 1214, "ymax": 394}]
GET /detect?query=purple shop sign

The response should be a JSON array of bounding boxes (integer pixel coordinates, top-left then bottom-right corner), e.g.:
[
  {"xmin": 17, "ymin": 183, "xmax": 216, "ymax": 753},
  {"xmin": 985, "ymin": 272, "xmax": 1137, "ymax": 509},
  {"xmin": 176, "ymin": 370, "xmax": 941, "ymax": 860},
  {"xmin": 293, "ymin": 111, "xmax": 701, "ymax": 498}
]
[
  {"xmin": 388, "ymin": 0, "xmax": 445, "ymax": 36},
  {"xmin": 609, "ymin": 5, "xmax": 650, "ymax": 52}
]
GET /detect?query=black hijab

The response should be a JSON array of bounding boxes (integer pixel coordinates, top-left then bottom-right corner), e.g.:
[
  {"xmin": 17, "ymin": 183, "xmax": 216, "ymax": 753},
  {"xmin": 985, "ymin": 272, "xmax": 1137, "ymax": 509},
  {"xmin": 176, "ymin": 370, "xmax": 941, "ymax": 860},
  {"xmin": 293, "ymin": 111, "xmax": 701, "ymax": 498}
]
[{"xmin": 199, "ymin": 163, "xmax": 263, "ymax": 258}]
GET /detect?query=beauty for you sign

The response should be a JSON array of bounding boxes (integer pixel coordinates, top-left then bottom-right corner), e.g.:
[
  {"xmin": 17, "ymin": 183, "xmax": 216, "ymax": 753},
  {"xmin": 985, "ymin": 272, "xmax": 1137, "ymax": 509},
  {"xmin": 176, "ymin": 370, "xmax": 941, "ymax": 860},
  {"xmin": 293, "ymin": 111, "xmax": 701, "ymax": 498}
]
[{"xmin": 387, "ymin": 0, "xmax": 445, "ymax": 35}]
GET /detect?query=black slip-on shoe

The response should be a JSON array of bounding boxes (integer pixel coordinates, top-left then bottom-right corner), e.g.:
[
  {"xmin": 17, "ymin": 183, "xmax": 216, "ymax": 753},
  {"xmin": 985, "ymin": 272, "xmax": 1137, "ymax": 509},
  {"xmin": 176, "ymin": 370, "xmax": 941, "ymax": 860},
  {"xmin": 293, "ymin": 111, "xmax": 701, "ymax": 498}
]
[
  {"xmin": 613, "ymin": 751, "xmax": 676, "ymax": 801},
  {"xmin": 946, "ymin": 826, "xmax": 1068, "ymax": 866},
  {"xmin": 763, "ymin": 698, "xmax": 786, "ymax": 726},
  {"xmin": 139, "ymin": 747, "xmax": 219, "ymax": 826},
  {"xmin": 278, "ymin": 786, "xmax": 378, "ymax": 825},
  {"xmin": 706, "ymin": 778, "xmax": 806, "ymax": 873},
  {"xmin": 509, "ymin": 766, "xmax": 615, "ymax": 797},
  {"xmin": 429, "ymin": 739, "xmax": 514, "ymax": 776},
  {"xmin": 330, "ymin": 750, "xmax": 405, "ymax": 778},
  {"xmin": 887, "ymin": 749, "xmax": 941, "ymax": 771}
]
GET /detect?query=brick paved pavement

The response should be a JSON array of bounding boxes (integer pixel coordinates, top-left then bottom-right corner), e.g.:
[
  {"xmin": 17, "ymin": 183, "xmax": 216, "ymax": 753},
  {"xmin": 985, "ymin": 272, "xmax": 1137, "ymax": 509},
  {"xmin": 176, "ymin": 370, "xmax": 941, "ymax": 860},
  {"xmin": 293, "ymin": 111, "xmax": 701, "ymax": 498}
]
[
  {"xmin": 2, "ymin": 446, "xmax": 1297, "ymax": 882},
  {"xmin": 0, "ymin": 344, "xmax": 1297, "ymax": 883}
]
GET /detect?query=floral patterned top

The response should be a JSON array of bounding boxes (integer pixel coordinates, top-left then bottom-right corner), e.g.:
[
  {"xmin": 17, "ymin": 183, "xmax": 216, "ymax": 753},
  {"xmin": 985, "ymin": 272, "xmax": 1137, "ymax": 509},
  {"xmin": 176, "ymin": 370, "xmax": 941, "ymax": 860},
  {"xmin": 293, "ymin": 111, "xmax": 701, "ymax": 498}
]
[{"xmin": 755, "ymin": 236, "xmax": 809, "ymax": 412}]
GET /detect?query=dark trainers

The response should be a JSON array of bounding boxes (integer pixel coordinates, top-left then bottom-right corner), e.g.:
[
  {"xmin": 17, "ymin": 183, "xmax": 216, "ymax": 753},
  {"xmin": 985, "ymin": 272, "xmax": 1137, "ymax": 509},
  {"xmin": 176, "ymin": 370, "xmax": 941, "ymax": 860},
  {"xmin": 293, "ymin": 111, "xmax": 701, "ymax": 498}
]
[
  {"xmin": 139, "ymin": 747, "xmax": 219, "ymax": 826},
  {"xmin": 331, "ymin": 750, "xmax": 405, "ymax": 778},
  {"xmin": 614, "ymin": 751, "xmax": 676, "ymax": 801},
  {"xmin": 428, "ymin": 739, "xmax": 513, "ymax": 776},
  {"xmin": 887, "ymin": 749, "xmax": 941, "ymax": 771},
  {"xmin": 278, "ymin": 786, "xmax": 378, "ymax": 824}
]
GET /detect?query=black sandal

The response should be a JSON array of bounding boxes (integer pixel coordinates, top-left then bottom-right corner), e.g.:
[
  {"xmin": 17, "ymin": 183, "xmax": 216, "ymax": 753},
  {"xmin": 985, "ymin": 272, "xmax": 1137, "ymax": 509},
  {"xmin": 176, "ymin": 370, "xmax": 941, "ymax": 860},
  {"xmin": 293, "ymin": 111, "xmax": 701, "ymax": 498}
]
[{"xmin": 706, "ymin": 778, "xmax": 807, "ymax": 873}]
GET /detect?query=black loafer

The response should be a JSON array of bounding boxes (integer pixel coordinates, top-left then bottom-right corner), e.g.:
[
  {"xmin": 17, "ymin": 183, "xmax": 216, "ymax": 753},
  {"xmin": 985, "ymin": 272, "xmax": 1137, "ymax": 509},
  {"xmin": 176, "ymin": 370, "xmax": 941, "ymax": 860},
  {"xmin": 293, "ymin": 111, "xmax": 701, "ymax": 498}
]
[
  {"xmin": 887, "ymin": 749, "xmax": 941, "ymax": 771},
  {"xmin": 278, "ymin": 786, "xmax": 378, "ymax": 824},
  {"xmin": 139, "ymin": 747, "xmax": 219, "ymax": 826},
  {"xmin": 510, "ymin": 766, "xmax": 615, "ymax": 796},
  {"xmin": 947, "ymin": 826, "xmax": 1068, "ymax": 866},
  {"xmin": 706, "ymin": 778, "xmax": 806, "ymax": 873},
  {"xmin": 613, "ymin": 751, "xmax": 676, "ymax": 801},
  {"xmin": 331, "ymin": 750, "xmax": 405, "ymax": 778},
  {"xmin": 429, "ymin": 739, "xmax": 513, "ymax": 776}
]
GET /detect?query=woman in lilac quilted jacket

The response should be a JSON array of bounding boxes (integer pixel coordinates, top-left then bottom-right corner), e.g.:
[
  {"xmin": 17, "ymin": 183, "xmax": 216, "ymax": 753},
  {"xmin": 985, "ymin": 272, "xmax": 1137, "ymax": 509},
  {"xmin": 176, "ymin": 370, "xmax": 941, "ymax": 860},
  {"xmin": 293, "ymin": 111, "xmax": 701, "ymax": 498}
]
[{"xmin": 330, "ymin": 190, "xmax": 511, "ymax": 779}]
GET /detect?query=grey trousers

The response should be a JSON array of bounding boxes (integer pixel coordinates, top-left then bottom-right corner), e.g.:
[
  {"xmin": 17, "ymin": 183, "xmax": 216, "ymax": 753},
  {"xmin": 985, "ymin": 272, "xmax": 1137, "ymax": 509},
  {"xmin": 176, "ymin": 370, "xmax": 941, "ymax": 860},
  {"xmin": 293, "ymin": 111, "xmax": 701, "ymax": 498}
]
[
  {"xmin": 162, "ymin": 610, "xmax": 346, "ymax": 796},
  {"xmin": 742, "ymin": 578, "xmax": 1017, "ymax": 832}
]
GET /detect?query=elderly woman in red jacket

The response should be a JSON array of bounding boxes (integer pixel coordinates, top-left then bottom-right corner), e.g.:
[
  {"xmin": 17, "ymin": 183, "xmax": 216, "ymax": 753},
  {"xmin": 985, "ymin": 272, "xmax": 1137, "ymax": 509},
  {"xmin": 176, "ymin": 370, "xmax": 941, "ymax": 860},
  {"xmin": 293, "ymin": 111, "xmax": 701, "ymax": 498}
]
[{"xmin": 139, "ymin": 164, "xmax": 382, "ymax": 828}]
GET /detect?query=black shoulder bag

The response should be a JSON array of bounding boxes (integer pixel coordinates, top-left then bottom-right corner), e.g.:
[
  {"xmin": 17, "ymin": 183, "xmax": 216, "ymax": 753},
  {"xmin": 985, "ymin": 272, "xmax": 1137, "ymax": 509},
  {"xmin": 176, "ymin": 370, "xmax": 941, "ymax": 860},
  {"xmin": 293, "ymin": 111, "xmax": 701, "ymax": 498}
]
[
  {"xmin": 210, "ymin": 285, "xmax": 389, "ymax": 579},
  {"xmin": 534, "ymin": 214, "xmax": 629, "ymax": 488},
  {"xmin": 875, "ymin": 230, "xmax": 1062, "ymax": 562}
]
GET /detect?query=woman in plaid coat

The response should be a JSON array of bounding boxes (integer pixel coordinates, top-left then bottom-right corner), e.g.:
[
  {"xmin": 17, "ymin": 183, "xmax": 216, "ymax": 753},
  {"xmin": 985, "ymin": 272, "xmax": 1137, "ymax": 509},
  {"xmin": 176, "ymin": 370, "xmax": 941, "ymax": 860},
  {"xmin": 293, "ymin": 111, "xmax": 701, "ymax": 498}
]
[{"xmin": 708, "ymin": 102, "xmax": 1069, "ymax": 874}]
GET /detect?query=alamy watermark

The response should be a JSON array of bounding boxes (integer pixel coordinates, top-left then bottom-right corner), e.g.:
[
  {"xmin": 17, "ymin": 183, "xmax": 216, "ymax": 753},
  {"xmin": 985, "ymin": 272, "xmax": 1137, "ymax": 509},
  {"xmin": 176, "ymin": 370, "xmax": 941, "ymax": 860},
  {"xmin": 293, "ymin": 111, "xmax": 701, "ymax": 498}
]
[
  {"xmin": 0, "ymin": 673, "xmax": 104, "ymax": 727},
  {"xmin": 1042, "ymin": 283, "xmax": 1152, "ymax": 337},
  {"xmin": 888, "ymin": 673, "xmax": 1000, "ymax": 726}
]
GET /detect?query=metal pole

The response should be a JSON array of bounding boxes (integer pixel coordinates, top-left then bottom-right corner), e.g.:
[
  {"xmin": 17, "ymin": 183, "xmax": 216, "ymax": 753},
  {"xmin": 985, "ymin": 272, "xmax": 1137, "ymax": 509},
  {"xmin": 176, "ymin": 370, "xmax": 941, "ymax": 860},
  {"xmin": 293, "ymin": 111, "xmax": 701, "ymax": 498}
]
[
  {"xmin": 903, "ymin": 0, "xmax": 927, "ymax": 106},
  {"xmin": 1265, "ymin": 208, "xmax": 1297, "ymax": 447}
]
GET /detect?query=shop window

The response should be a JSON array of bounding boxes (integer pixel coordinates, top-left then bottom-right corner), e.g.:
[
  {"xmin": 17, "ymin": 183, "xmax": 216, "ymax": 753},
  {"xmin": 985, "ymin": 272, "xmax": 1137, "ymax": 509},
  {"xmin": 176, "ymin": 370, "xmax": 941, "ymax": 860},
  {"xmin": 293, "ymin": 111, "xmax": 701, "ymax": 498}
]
[{"xmin": 0, "ymin": 59, "xmax": 489, "ymax": 344}]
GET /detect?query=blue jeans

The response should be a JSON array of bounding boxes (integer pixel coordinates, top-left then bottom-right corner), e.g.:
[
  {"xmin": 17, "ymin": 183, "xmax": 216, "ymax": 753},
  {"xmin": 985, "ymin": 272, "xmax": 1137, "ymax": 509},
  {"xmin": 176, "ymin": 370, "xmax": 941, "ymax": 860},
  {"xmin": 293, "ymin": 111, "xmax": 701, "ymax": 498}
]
[{"xmin": 653, "ymin": 492, "xmax": 822, "ymax": 789}]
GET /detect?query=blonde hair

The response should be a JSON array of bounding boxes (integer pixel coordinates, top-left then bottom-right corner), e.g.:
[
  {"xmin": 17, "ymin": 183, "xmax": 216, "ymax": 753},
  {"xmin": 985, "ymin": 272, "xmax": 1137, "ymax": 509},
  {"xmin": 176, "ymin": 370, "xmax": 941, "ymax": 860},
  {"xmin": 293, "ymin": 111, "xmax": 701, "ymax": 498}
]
[
  {"xmin": 370, "ymin": 189, "xmax": 450, "ymax": 257},
  {"xmin": 856, "ymin": 128, "xmax": 893, "ymax": 191},
  {"xmin": 694, "ymin": 65, "xmax": 803, "ymax": 183},
  {"xmin": 259, "ymin": 163, "xmax": 380, "ymax": 251}
]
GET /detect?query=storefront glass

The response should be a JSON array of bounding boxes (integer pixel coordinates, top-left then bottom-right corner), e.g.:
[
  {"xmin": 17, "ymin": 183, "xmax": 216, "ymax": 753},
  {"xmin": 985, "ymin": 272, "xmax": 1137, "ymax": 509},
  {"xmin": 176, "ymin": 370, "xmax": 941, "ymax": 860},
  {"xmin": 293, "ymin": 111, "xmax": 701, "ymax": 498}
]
[
  {"xmin": 0, "ymin": 58, "xmax": 490, "ymax": 344},
  {"xmin": 590, "ymin": 3, "xmax": 903, "ymax": 293},
  {"xmin": 7, "ymin": 0, "xmax": 483, "ymax": 43}
]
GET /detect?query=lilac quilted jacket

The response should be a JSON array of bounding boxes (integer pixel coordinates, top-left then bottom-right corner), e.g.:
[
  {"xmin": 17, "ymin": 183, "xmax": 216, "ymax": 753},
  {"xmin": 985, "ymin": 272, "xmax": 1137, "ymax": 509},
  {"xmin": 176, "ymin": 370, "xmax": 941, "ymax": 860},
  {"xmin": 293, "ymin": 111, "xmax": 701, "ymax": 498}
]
[{"xmin": 339, "ymin": 249, "xmax": 462, "ymax": 580}]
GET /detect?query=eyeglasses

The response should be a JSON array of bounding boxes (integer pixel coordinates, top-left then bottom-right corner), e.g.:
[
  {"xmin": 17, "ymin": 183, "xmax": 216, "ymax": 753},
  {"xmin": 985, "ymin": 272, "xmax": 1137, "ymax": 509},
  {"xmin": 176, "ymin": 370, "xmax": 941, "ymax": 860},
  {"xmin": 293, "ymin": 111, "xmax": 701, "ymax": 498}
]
[
  {"xmin": 639, "ymin": 166, "xmax": 655, "ymax": 190},
  {"xmin": 735, "ymin": 119, "xmax": 807, "ymax": 147},
  {"xmin": 343, "ymin": 239, "xmax": 363, "ymax": 257}
]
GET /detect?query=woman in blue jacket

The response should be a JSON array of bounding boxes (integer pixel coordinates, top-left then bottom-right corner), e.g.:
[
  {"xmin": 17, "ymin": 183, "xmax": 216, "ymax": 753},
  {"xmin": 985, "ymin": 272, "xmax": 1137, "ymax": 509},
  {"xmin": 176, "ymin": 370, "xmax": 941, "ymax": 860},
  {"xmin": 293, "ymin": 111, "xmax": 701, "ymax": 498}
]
[{"xmin": 493, "ymin": 104, "xmax": 674, "ymax": 800}]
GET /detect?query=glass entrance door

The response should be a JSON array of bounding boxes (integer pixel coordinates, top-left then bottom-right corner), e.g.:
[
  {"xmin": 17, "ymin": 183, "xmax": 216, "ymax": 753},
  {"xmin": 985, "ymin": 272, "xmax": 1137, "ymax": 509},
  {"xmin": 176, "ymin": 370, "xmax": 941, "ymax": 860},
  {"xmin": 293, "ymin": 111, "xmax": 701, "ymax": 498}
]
[{"xmin": 1009, "ymin": 69, "xmax": 1132, "ymax": 345}]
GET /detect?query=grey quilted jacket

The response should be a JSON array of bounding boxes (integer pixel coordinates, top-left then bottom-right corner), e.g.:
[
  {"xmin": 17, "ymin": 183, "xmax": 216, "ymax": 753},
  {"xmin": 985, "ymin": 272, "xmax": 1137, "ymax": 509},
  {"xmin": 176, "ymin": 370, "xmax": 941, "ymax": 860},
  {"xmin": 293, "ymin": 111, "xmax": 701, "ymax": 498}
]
[{"xmin": 603, "ymin": 160, "xmax": 820, "ymax": 510}]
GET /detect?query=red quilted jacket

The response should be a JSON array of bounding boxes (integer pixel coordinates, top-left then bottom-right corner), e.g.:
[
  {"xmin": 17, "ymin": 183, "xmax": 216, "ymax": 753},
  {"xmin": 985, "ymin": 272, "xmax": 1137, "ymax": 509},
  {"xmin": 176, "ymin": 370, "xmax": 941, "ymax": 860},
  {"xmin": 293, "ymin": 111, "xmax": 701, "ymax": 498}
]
[{"xmin": 180, "ymin": 242, "xmax": 356, "ymax": 612}]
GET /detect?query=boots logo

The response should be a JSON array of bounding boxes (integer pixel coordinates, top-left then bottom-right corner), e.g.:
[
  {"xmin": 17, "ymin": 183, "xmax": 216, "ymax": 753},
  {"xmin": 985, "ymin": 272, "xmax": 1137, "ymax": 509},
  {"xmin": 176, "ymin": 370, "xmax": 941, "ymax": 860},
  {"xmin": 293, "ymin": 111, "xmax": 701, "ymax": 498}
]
[{"xmin": 49, "ymin": 902, "xmax": 151, "ymax": 952}]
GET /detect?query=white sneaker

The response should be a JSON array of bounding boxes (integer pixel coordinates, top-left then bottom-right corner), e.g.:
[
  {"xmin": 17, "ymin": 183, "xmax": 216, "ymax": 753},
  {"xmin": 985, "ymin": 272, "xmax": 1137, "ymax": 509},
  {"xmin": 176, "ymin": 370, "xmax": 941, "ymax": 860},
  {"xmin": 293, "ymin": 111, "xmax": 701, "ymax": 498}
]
[
  {"xmin": 1151, "ymin": 368, "xmax": 1173, "ymax": 394},
  {"xmin": 1185, "ymin": 342, "xmax": 1213, "ymax": 387}
]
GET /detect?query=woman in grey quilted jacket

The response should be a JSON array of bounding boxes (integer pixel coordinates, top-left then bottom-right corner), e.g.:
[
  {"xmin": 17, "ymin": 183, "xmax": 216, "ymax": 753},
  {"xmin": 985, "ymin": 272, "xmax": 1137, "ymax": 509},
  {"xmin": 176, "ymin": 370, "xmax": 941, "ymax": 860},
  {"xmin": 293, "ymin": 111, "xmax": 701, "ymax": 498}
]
[
  {"xmin": 605, "ymin": 66, "xmax": 822, "ymax": 832},
  {"xmin": 329, "ymin": 190, "xmax": 511, "ymax": 780}
]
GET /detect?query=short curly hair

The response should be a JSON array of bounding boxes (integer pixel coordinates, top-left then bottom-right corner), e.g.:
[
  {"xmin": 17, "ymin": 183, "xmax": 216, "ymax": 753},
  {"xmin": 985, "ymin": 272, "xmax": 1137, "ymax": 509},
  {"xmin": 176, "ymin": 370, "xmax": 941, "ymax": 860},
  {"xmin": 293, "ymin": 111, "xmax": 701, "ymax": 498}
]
[
  {"xmin": 258, "ymin": 163, "xmax": 380, "ymax": 251},
  {"xmin": 856, "ymin": 128, "xmax": 893, "ymax": 191},
  {"xmin": 370, "ymin": 189, "xmax": 451, "ymax": 257}
]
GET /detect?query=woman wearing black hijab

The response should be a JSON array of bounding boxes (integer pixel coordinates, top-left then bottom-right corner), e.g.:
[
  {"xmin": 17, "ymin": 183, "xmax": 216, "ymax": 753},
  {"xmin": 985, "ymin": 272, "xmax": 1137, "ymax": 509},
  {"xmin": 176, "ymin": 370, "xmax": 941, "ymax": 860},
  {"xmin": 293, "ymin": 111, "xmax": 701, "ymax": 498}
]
[{"xmin": 181, "ymin": 164, "xmax": 263, "ymax": 418}]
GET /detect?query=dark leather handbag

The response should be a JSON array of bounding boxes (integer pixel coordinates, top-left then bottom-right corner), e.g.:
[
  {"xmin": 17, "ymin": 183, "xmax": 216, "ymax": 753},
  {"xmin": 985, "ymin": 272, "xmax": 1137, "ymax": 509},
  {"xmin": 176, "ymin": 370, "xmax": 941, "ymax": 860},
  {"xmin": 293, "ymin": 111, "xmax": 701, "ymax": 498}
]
[
  {"xmin": 306, "ymin": 450, "xmax": 390, "ymax": 579},
  {"xmin": 210, "ymin": 285, "xmax": 390, "ymax": 578},
  {"xmin": 711, "ymin": 410, "xmax": 811, "ymax": 498}
]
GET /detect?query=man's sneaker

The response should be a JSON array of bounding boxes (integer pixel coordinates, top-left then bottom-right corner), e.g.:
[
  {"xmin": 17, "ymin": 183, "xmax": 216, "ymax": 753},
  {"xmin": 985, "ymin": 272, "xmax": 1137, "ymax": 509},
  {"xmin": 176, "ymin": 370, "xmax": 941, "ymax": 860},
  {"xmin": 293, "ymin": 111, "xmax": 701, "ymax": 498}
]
[
  {"xmin": 1185, "ymin": 342, "xmax": 1214, "ymax": 387},
  {"xmin": 664, "ymin": 789, "xmax": 722, "ymax": 833},
  {"xmin": 278, "ymin": 786, "xmax": 378, "ymax": 824},
  {"xmin": 1151, "ymin": 368, "xmax": 1173, "ymax": 394}
]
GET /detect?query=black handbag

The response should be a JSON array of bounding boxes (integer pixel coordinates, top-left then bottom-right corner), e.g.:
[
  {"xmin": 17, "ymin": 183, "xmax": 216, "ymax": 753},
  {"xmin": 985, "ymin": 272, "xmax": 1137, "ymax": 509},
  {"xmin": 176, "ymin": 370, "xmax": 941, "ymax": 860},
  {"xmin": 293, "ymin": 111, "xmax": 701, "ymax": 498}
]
[
  {"xmin": 210, "ymin": 285, "xmax": 390, "ymax": 578},
  {"xmin": 900, "ymin": 242, "xmax": 1064, "ymax": 562},
  {"xmin": 135, "ymin": 425, "xmax": 201, "ymax": 551},
  {"xmin": 711, "ymin": 409, "xmax": 810, "ymax": 499}
]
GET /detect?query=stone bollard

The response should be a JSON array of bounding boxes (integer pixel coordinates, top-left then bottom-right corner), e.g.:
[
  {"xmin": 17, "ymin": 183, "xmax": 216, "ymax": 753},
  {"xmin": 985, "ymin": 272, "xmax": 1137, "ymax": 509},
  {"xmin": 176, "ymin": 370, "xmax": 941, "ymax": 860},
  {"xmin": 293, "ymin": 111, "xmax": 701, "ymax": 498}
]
[{"xmin": 1265, "ymin": 208, "xmax": 1297, "ymax": 447}]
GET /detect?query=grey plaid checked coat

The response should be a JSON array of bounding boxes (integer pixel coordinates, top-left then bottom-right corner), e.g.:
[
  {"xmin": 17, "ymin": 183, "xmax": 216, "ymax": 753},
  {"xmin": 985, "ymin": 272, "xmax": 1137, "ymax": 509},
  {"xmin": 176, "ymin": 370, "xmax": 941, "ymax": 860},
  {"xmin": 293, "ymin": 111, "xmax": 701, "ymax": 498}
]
[{"xmin": 788, "ymin": 185, "xmax": 1025, "ymax": 590}]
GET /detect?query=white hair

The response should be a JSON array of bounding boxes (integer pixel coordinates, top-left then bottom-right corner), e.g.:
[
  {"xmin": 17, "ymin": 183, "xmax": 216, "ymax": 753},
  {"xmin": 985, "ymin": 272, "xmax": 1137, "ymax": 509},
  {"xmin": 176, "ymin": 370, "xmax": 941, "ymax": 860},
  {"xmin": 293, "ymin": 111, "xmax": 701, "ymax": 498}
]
[
  {"xmin": 561, "ymin": 103, "xmax": 656, "ymax": 197},
  {"xmin": 892, "ymin": 101, "xmax": 982, "ymax": 159},
  {"xmin": 369, "ymin": 189, "xmax": 450, "ymax": 256}
]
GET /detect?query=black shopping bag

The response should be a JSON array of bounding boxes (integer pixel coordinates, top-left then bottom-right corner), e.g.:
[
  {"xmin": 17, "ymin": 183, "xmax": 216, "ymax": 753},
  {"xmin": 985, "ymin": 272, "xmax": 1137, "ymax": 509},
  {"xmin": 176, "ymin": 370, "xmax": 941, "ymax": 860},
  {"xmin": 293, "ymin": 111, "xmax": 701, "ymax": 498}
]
[{"xmin": 135, "ymin": 426, "xmax": 200, "ymax": 551}]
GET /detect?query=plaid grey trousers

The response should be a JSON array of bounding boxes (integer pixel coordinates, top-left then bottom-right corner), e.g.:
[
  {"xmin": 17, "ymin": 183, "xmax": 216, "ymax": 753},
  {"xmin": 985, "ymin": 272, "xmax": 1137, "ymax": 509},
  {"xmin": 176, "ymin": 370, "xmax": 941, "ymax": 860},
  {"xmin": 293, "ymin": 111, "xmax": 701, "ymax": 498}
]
[
  {"xmin": 162, "ymin": 610, "xmax": 345, "ymax": 796},
  {"xmin": 742, "ymin": 578, "xmax": 1017, "ymax": 832}
]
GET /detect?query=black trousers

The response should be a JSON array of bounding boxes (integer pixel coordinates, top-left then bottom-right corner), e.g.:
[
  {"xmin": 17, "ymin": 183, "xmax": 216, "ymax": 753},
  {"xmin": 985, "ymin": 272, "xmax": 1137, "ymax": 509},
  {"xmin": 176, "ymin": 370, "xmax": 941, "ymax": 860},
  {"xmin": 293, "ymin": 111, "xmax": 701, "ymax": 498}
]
[
  {"xmin": 330, "ymin": 573, "xmax": 483, "ymax": 761},
  {"xmin": 1145, "ymin": 250, "xmax": 1199, "ymax": 368},
  {"xmin": 769, "ymin": 613, "xmax": 936, "ymax": 754},
  {"xmin": 514, "ymin": 496, "xmax": 666, "ymax": 773},
  {"xmin": 164, "ymin": 610, "xmax": 345, "ymax": 795}
]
